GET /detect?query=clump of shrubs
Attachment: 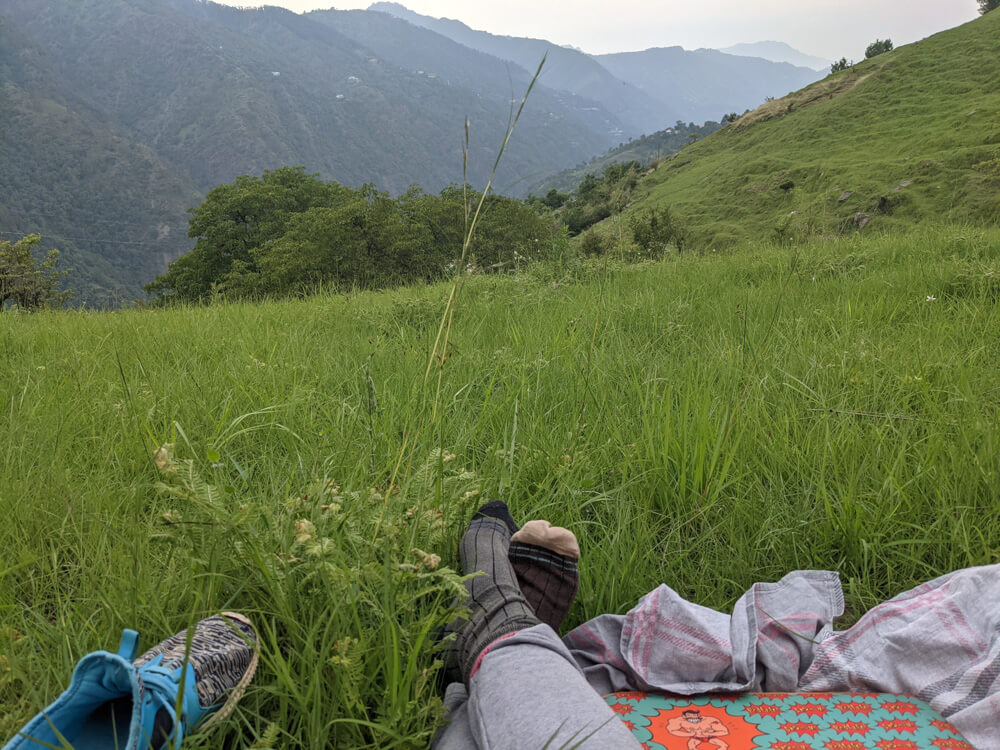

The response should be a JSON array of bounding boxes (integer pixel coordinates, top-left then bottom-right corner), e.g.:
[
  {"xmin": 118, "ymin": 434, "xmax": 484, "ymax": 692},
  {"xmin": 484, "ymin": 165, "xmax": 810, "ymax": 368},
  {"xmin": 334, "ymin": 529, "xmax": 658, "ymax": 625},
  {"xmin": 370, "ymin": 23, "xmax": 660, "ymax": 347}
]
[{"xmin": 629, "ymin": 207, "xmax": 688, "ymax": 256}]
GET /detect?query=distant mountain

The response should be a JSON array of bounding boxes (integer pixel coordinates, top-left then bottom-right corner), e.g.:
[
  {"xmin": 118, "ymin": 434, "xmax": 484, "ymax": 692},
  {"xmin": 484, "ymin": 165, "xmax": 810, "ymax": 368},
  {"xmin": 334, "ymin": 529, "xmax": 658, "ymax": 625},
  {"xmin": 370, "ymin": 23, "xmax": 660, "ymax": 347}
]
[
  {"xmin": 720, "ymin": 41, "xmax": 830, "ymax": 71},
  {"xmin": 370, "ymin": 2, "xmax": 825, "ymax": 133},
  {"xmin": 525, "ymin": 121, "xmax": 725, "ymax": 196},
  {"xmin": 595, "ymin": 48, "xmax": 823, "ymax": 125},
  {"xmin": 308, "ymin": 8, "xmax": 627, "ymax": 158},
  {"xmin": 368, "ymin": 1, "xmax": 671, "ymax": 135},
  {"xmin": 0, "ymin": 11, "xmax": 200, "ymax": 305},
  {"xmin": 0, "ymin": 0, "xmax": 618, "ymax": 303}
]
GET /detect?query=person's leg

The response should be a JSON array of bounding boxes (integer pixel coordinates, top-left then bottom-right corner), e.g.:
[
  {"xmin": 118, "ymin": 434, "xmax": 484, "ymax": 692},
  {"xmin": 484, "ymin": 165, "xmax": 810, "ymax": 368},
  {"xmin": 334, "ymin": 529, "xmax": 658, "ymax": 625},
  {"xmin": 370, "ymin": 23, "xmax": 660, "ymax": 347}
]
[
  {"xmin": 435, "ymin": 502, "xmax": 640, "ymax": 749},
  {"xmin": 436, "ymin": 624, "xmax": 642, "ymax": 750}
]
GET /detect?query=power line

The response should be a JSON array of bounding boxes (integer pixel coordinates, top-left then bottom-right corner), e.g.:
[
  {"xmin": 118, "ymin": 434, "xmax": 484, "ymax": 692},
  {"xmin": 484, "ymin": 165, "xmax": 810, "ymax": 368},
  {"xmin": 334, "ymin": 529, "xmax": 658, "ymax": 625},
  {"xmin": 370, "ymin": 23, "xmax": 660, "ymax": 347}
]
[
  {"xmin": 3, "ymin": 208, "xmax": 191, "ymax": 229},
  {"xmin": 0, "ymin": 228, "xmax": 162, "ymax": 247}
]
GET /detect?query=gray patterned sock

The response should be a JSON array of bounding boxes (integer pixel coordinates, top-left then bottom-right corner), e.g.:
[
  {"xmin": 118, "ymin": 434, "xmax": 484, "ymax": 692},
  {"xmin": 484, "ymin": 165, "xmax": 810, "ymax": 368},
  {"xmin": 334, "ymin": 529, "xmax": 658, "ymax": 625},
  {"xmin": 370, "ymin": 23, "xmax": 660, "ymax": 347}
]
[{"xmin": 449, "ymin": 502, "xmax": 540, "ymax": 686}]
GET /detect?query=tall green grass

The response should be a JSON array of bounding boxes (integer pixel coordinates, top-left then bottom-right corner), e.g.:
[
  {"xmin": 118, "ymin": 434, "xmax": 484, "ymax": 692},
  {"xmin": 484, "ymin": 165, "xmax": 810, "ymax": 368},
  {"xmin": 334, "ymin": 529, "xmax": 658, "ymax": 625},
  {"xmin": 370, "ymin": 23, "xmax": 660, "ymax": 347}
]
[{"xmin": 2, "ymin": 224, "xmax": 999, "ymax": 746}]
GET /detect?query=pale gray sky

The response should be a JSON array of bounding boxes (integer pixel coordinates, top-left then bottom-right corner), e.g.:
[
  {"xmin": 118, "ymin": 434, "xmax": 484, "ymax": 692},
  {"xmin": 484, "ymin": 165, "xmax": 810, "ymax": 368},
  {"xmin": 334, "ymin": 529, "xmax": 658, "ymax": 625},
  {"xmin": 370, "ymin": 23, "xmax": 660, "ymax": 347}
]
[{"xmin": 215, "ymin": 0, "xmax": 980, "ymax": 61}]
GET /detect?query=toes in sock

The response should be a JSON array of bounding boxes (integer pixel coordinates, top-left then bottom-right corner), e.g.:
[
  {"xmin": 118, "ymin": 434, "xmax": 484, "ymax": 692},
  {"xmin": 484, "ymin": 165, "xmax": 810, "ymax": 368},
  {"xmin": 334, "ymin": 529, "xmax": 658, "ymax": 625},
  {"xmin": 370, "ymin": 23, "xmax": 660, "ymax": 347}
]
[{"xmin": 510, "ymin": 521, "xmax": 580, "ymax": 632}]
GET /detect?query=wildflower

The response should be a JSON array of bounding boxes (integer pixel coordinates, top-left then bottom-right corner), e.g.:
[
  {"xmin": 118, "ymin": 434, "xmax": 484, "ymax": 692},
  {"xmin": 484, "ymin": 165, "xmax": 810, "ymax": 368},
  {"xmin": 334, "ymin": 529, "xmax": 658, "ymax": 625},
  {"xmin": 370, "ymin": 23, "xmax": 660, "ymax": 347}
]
[
  {"xmin": 294, "ymin": 519, "xmax": 315, "ymax": 544},
  {"xmin": 161, "ymin": 509, "xmax": 181, "ymax": 524},
  {"xmin": 413, "ymin": 548, "xmax": 441, "ymax": 570},
  {"xmin": 329, "ymin": 637, "xmax": 357, "ymax": 668},
  {"xmin": 442, "ymin": 452, "xmax": 457, "ymax": 463},
  {"xmin": 152, "ymin": 444, "xmax": 177, "ymax": 476},
  {"xmin": 926, "ymin": 295, "xmax": 937, "ymax": 302}
]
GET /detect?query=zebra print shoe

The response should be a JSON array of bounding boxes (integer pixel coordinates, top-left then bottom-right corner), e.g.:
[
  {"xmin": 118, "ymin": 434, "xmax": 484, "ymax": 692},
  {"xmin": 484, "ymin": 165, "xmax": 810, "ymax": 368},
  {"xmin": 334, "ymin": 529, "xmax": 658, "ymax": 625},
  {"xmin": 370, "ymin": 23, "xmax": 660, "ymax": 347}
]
[
  {"xmin": 134, "ymin": 612, "xmax": 260, "ymax": 745},
  {"xmin": 2, "ymin": 612, "xmax": 258, "ymax": 750}
]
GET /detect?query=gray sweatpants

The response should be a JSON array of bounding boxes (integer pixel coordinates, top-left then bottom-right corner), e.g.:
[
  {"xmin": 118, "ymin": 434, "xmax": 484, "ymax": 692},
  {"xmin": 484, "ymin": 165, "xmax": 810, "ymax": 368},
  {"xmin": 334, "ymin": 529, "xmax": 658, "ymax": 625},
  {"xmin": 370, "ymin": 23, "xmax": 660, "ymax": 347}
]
[
  {"xmin": 434, "ymin": 566, "xmax": 1000, "ymax": 750},
  {"xmin": 433, "ymin": 624, "xmax": 641, "ymax": 750}
]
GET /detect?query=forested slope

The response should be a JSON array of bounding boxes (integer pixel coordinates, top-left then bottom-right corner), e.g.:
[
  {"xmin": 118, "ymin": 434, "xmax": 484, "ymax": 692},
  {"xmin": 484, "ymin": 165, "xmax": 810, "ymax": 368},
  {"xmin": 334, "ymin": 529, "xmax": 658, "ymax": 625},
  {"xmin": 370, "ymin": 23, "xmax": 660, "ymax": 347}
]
[{"xmin": 0, "ymin": 0, "xmax": 618, "ymax": 303}]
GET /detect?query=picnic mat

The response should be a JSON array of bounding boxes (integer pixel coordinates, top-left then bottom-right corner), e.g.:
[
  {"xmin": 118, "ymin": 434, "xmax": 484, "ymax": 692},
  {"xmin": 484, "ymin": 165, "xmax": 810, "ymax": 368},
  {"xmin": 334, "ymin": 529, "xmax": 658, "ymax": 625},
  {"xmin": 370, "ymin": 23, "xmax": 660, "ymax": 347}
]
[{"xmin": 604, "ymin": 692, "xmax": 976, "ymax": 750}]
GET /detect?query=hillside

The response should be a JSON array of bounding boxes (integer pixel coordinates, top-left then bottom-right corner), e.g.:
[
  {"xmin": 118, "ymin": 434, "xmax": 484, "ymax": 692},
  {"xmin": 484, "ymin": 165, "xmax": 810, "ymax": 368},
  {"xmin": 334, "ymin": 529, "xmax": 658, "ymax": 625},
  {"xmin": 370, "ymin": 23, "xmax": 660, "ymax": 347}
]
[
  {"xmin": 609, "ymin": 12, "xmax": 1000, "ymax": 248},
  {"xmin": 0, "ymin": 0, "xmax": 618, "ymax": 303},
  {"xmin": 370, "ymin": 2, "xmax": 821, "ymax": 135},
  {"xmin": 526, "ymin": 120, "xmax": 724, "ymax": 196},
  {"xmin": 0, "ymin": 12, "xmax": 200, "ymax": 304}
]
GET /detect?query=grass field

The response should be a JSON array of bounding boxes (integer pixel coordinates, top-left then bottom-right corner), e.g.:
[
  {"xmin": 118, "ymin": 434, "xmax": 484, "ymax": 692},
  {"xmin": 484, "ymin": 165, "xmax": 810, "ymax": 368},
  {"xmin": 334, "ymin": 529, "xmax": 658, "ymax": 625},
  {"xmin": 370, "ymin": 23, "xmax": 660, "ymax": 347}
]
[
  {"xmin": 609, "ymin": 11, "xmax": 1000, "ymax": 249},
  {"xmin": 2, "ymin": 223, "xmax": 999, "ymax": 746}
]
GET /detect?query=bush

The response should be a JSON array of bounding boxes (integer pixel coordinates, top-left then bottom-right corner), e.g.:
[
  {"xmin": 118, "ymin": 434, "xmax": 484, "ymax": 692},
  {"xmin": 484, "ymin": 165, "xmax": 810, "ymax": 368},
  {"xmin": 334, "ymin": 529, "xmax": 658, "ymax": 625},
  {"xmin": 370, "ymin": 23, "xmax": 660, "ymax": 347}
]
[
  {"xmin": 979, "ymin": 0, "xmax": 998, "ymax": 14},
  {"xmin": 580, "ymin": 231, "xmax": 606, "ymax": 256},
  {"xmin": 0, "ymin": 234, "xmax": 68, "ymax": 311},
  {"xmin": 831, "ymin": 58, "xmax": 852, "ymax": 73},
  {"xmin": 865, "ymin": 39, "xmax": 894, "ymax": 59},
  {"xmin": 630, "ymin": 207, "xmax": 688, "ymax": 256}
]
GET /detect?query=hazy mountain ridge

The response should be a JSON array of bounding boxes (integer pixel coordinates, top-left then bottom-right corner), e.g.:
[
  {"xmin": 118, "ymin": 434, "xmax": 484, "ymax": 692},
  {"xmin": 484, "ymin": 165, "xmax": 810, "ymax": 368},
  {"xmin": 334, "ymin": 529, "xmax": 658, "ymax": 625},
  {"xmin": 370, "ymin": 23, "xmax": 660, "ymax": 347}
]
[
  {"xmin": 368, "ymin": 1, "xmax": 672, "ymax": 135},
  {"xmin": 370, "ymin": 2, "xmax": 823, "ymax": 132},
  {"xmin": 595, "ymin": 47, "xmax": 821, "ymax": 125},
  {"xmin": 720, "ymin": 41, "xmax": 830, "ymax": 71}
]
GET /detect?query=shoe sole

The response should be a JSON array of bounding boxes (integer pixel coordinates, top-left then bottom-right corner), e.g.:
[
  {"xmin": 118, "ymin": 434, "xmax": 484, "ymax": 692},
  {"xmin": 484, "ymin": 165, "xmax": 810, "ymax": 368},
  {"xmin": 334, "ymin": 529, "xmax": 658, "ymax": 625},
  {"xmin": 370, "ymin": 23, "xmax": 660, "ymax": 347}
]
[{"xmin": 198, "ymin": 612, "xmax": 260, "ymax": 729}]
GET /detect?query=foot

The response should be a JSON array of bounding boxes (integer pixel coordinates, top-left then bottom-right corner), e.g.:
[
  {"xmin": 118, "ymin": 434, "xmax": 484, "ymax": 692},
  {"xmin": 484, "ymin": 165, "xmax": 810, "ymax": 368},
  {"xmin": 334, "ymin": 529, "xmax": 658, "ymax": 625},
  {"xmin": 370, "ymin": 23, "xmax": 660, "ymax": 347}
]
[{"xmin": 510, "ymin": 521, "xmax": 580, "ymax": 631}]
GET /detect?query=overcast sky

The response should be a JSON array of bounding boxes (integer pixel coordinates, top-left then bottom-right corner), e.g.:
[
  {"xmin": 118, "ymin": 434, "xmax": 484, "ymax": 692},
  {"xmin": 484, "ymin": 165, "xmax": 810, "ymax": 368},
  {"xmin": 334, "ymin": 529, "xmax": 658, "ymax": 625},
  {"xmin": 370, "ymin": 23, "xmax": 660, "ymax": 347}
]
[{"xmin": 215, "ymin": 0, "xmax": 979, "ymax": 60}]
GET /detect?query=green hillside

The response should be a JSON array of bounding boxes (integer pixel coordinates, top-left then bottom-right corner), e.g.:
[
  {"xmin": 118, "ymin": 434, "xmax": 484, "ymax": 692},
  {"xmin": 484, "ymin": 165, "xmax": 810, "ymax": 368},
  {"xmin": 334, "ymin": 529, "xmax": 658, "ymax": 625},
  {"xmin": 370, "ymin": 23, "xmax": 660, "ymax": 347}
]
[
  {"xmin": 526, "ymin": 120, "xmax": 724, "ymax": 195},
  {"xmin": 2, "ymin": 226, "xmax": 999, "ymax": 745},
  {"xmin": 612, "ymin": 12, "xmax": 1000, "ymax": 248}
]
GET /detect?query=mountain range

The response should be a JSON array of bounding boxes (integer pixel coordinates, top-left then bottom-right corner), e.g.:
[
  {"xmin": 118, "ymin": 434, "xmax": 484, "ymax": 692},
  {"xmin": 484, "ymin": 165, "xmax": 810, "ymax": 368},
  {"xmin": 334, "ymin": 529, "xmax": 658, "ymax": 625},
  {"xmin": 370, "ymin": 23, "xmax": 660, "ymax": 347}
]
[
  {"xmin": 0, "ymin": 0, "xmax": 824, "ymax": 304},
  {"xmin": 720, "ymin": 41, "xmax": 830, "ymax": 71}
]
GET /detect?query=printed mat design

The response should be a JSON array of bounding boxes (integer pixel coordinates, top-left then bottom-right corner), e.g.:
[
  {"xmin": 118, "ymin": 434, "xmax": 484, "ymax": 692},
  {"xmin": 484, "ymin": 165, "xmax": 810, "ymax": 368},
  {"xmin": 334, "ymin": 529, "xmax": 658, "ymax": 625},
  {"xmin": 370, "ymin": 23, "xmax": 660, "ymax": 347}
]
[{"xmin": 603, "ymin": 692, "xmax": 975, "ymax": 750}]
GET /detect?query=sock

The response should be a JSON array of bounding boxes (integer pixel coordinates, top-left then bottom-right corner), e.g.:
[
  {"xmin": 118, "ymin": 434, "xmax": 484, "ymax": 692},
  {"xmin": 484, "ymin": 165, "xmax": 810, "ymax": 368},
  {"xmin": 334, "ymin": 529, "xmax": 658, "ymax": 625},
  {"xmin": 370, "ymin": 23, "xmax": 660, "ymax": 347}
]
[
  {"xmin": 509, "ymin": 520, "xmax": 580, "ymax": 631},
  {"xmin": 444, "ymin": 501, "xmax": 540, "ymax": 687}
]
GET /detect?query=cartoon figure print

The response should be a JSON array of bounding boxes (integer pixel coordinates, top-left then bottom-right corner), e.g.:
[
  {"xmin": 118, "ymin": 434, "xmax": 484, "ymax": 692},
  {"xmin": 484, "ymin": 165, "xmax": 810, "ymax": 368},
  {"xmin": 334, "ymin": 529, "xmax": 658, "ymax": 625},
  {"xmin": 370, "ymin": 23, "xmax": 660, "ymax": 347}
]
[{"xmin": 665, "ymin": 710, "xmax": 730, "ymax": 750}]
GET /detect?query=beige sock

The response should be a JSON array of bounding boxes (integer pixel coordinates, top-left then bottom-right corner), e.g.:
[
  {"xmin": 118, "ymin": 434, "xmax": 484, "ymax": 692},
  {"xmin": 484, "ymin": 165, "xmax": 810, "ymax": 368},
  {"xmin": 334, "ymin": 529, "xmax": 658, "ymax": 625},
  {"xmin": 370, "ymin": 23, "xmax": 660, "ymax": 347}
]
[{"xmin": 511, "ymin": 520, "xmax": 580, "ymax": 559}]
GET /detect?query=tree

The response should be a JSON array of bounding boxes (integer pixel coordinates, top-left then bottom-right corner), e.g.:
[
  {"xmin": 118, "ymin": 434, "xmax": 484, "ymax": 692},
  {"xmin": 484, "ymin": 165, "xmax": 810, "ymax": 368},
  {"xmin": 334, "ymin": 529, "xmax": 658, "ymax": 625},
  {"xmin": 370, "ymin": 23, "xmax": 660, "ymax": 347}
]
[
  {"xmin": 831, "ymin": 58, "xmax": 852, "ymax": 73},
  {"xmin": 722, "ymin": 113, "xmax": 741, "ymax": 124},
  {"xmin": 979, "ymin": 0, "xmax": 998, "ymax": 13},
  {"xmin": 865, "ymin": 39, "xmax": 894, "ymax": 59},
  {"xmin": 0, "ymin": 234, "xmax": 68, "ymax": 311},
  {"xmin": 541, "ymin": 188, "xmax": 568, "ymax": 209},
  {"xmin": 145, "ymin": 167, "xmax": 339, "ymax": 301}
]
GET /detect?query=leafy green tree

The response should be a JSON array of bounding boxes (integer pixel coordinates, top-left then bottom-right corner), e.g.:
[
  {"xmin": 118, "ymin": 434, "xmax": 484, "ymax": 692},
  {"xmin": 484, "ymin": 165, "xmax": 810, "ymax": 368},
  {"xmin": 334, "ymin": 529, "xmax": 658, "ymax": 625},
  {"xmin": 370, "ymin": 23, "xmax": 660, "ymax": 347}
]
[
  {"xmin": 831, "ymin": 58, "xmax": 852, "ymax": 73},
  {"xmin": 0, "ymin": 234, "xmax": 68, "ymax": 311},
  {"xmin": 145, "ymin": 167, "xmax": 340, "ymax": 301},
  {"xmin": 979, "ymin": 0, "xmax": 998, "ymax": 13},
  {"xmin": 865, "ymin": 39, "xmax": 894, "ymax": 59}
]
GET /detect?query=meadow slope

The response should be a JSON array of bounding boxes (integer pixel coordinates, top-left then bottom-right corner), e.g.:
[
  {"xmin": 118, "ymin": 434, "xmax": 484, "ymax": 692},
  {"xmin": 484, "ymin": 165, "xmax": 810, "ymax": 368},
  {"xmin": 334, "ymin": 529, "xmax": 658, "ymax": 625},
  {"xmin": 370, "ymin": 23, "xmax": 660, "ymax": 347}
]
[
  {"xmin": 2, "ymin": 225, "xmax": 999, "ymax": 746},
  {"xmin": 613, "ymin": 12, "xmax": 1000, "ymax": 248}
]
